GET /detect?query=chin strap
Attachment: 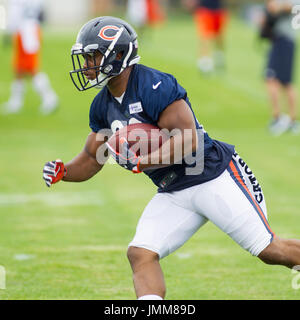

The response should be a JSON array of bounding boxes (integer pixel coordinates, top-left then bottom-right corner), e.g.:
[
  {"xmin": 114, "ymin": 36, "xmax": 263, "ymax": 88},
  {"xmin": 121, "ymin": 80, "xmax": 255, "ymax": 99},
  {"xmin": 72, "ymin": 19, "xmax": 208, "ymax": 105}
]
[{"xmin": 90, "ymin": 72, "xmax": 114, "ymax": 89}]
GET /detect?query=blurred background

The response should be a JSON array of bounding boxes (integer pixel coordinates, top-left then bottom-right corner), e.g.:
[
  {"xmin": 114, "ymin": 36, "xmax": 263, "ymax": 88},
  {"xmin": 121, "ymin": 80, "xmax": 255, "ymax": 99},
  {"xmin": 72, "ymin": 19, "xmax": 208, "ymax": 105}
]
[{"xmin": 0, "ymin": 0, "xmax": 299, "ymax": 299}]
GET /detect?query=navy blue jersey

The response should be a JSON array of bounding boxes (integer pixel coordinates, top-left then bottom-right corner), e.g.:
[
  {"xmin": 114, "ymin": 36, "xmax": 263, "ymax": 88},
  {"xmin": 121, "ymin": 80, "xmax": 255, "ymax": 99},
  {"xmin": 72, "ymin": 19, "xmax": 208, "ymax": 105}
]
[
  {"xmin": 89, "ymin": 64, "xmax": 234, "ymax": 192},
  {"xmin": 197, "ymin": 0, "xmax": 224, "ymax": 10}
]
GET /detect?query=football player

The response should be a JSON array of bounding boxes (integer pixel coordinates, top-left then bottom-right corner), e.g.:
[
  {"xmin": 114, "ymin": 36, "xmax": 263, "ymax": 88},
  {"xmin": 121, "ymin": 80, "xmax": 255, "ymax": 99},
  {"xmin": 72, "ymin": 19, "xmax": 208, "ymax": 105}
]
[
  {"xmin": 262, "ymin": 0, "xmax": 299, "ymax": 135},
  {"xmin": 126, "ymin": 0, "xmax": 165, "ymax": 28},
  {"xmin": 126, "ymin": 0, "xmax": 165, "ymax": 39},
  {"xmin": 2, "ymin": 0, "xmax": 58, "ymax": 115},
  {"xmin": 183, "ymin": 0, "xmax": 227, "ymax": 73},
  {"xmin": 43, "ymin": 16, "xmax": 300, "ymax": 300}
]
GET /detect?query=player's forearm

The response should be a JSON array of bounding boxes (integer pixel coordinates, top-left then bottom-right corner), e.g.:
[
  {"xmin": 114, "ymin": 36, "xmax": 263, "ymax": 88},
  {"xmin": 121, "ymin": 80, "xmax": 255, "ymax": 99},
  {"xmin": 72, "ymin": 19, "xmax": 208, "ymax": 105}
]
[
  {"xmin": 268, "ymin": 1, "xmax": 292, "ymax": 15},
  {"xmin": 139, "ymin": 134, "xmax": 197, "ymax": 171},
  {"xmin": 63, "ymin": 154, "xmax": 103, "ymax": 182},
  {"xmin": 63, "ymin": 164, "xmax": 101, "ymax": 182},
  {"xmin": 279, "ymin": 3, "xmax": 293, "ymax": 13}
]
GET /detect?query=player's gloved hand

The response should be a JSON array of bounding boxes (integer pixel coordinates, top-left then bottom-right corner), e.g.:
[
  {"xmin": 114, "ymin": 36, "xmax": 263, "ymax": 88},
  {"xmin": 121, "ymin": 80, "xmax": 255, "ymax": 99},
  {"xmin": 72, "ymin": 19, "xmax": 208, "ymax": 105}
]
[
  {"xmin": 106, "ymin": 137, "xmax": 142, "ymax": 173},
  {"xmin": 43, "ymin": 159, "xmax": 67, "ymax": 187}
]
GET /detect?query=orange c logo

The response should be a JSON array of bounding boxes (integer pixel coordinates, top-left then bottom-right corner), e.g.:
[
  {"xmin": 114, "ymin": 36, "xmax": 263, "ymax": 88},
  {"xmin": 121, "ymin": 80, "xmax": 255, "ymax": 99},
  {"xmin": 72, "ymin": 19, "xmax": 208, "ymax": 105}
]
[{"xmin": 98, "ymin": 25, "xmax": 120, "ymax": 41}]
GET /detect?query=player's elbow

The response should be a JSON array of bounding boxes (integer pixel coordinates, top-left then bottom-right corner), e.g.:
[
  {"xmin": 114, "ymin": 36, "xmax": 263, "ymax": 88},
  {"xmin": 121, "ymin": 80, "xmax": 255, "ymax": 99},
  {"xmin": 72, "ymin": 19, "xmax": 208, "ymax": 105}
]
[
  {"xmin": 181, "ymin": 132, "xmax": 198, "ymax": 156},
  {"xmin": 192, "ymin": 139, "xmax": 198, "ymax": 153},
  {"xmin": 180, "ymin": 138, "xmax": 198, "ymax": 160},
  {"xmin": 191, "ymin": 132, "xmax": 199, "ymax": 153}
]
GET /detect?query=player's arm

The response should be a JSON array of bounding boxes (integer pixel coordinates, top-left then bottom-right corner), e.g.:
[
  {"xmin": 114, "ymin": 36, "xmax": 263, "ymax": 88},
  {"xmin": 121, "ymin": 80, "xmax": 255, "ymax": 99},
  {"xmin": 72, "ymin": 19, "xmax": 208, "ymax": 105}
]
[
  {"xmin": 106, "ymin": 99, "xmax": 198, "ymax": 174},
  {"xmin": 43, "ymin": 131, "xmax": 107, "ymax": 187},
  {"xmin": 139, "ymin": 99, "xmax": 198, "ymax": 171},
  {"xmin": 267, "ymin": 0, "xmax": 293, "ymax": 14},
  {"xmin": 63, "ymin": 131, "xmax": 106, "ymax": 182}
]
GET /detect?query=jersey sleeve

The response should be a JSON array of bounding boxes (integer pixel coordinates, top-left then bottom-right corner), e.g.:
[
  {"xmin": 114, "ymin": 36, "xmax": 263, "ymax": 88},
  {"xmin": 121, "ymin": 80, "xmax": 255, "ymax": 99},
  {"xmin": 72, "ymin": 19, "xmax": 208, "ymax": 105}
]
[
  {"xmin": 89, "ymin": 94, "xmax": 107, "ymax": 133},
  {"xmin": 140, "ymin": 71, "xmax": 187, "ymax": 122}
]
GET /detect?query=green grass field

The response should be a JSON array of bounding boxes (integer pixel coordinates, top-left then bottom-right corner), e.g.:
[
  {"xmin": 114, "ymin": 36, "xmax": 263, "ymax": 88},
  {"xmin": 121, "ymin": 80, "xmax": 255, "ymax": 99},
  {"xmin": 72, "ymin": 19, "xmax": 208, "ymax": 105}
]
[{"xmin": 0, "ymin": 13, "xmax": 300, "ymax": 300}]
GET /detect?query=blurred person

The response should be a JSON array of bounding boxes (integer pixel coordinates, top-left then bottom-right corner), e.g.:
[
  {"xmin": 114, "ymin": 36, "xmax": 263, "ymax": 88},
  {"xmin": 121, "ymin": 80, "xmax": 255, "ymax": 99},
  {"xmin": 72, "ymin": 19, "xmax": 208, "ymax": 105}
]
[
  {"xmin": 2, "ymin": 0, "xmax": 58, "ymax": 115},
  {"xmin": 126, "ymin": 0, "xmax": 165, "ymax": 35},
  {"xmin": 183, "ymin": 0, "xmax": 228, "ymax": 73},
  {"xmin": 43, "ymin": 16, "xmax": 300, "ymax": 300},
  {"xmin": 261, "ymin": 0, "xmax": 299, "ymax": 135}
]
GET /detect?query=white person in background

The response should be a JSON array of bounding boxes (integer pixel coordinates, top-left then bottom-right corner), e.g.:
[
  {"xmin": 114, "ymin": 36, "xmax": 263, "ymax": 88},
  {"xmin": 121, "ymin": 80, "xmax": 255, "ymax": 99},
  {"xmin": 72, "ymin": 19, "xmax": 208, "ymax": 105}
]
[
  {"xmin": 262, "ymin": 0, "xmax": 300, "ymax": 135},
  {"xmin": 2, "ymin": 0, "xmax": 58, "ymax": 115}
]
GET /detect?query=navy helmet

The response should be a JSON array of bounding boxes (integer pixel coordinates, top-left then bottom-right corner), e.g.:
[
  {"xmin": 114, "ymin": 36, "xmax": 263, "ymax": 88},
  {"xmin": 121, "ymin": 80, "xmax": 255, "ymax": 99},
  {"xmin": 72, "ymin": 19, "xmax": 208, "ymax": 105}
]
[{"xmin": 70, "ymin": 16, "xmax": 140, "ymax": 91}]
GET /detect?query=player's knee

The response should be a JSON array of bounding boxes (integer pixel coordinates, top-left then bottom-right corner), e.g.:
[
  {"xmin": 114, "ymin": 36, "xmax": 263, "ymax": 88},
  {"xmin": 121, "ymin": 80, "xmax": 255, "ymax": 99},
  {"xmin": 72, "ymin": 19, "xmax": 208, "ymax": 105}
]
[
  {"xmin": 258, "ymin": 236, "xmax": 286, "ymax": 266},
  {"xmin": 127, "ymin": 246, "xmax": 159, "ymax": 269}
]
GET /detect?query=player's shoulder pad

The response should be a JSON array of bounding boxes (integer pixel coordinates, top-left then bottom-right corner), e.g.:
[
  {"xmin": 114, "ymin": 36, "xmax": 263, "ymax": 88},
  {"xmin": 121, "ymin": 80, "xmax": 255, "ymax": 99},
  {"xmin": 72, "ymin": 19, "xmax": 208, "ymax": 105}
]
[{"xmin": 136, "ymin": 64, "xmax": 176, "ymax": 95}]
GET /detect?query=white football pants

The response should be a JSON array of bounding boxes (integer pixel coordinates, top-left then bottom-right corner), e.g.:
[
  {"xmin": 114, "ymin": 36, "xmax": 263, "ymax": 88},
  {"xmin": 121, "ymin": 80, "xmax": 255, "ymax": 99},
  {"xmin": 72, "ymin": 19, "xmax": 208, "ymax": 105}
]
[{"xmin": 129, "ymin": 153, "xmax": 274, "ymax": 258}]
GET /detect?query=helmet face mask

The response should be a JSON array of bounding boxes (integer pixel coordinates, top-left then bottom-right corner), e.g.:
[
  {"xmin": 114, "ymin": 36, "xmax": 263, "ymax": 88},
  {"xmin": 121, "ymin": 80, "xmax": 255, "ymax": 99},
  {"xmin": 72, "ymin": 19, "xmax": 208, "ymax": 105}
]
[
  {"xmin": 70, "ymin": 17, "xmax": 140, "ymax": 91},
  {"xmin": 70, "ymin": 46, "xmax": 111, "ymax": 91}
]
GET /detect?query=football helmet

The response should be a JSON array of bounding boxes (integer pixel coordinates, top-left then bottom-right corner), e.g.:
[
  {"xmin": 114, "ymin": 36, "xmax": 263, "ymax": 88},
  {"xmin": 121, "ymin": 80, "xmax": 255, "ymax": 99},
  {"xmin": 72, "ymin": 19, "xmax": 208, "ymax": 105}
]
[{"xmin": 70, "ymin": 16, "xmax": 140, "ymax": 91}]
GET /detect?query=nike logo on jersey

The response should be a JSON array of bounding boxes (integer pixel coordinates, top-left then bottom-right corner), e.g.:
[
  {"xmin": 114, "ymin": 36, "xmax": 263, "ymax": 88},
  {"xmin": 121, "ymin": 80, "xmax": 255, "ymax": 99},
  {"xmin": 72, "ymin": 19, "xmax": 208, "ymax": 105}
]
[{"xmin": 152, "ymin": 81, "xmax": 162, "ymax": 90}]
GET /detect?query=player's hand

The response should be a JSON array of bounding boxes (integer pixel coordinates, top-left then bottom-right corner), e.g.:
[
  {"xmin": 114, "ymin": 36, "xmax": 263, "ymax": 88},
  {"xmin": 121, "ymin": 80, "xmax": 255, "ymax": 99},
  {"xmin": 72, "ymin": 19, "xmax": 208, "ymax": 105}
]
[
  {"xmin": 43, "ymin": 159, "xmax": 67, "ymax": 187},
  {"xmin": 106, "ymin": 137, "xmax": 142, "ymax": 173}
]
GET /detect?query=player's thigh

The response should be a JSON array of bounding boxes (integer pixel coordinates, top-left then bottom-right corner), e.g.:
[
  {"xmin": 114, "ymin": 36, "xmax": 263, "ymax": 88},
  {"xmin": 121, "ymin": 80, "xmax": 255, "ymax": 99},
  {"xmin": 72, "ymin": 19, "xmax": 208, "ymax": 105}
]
[
  {"xmin": 232, "ymin": 152, "xmax": 267, "ymax": 217},
  {"xmin": 129, "ymin": 192, "xmax": 207, "ymax": 259},
  {"xmin": 191, "ymin": 161, "xmax": 274, "ymax": 256},
  {"xmin": 194, "ymin": 8, "xmax": 214, "ymax": 39},
  {"xmin": 14, "ymin": 32, "xmax": 40, "ymax": 74},
  {"xmin": 215, "ymin": 9, "xmax": 228, "ymax": 34}
]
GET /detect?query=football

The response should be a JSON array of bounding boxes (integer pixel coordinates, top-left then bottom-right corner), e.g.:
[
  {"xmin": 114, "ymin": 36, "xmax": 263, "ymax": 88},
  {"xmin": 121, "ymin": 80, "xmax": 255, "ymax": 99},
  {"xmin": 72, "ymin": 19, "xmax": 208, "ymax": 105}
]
[{"xmin": 107, "ymin": 123, "xmax": 169, "ymax": 156}]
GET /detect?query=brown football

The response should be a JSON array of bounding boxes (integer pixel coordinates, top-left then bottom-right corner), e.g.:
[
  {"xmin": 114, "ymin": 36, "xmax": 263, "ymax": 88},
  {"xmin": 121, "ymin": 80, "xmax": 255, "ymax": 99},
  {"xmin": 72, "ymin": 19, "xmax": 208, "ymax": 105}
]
[{"xmin": 107, "ymin": 123, "xmax": 169, "ymax": 156}]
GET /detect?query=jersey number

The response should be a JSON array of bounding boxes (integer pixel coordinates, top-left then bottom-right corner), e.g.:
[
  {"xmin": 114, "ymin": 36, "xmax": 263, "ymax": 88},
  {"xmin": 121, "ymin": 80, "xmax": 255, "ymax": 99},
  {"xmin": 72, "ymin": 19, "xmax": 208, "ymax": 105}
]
[{"xmin": 110, "ymin": 118, "xmax": 142, "ymax": 133}]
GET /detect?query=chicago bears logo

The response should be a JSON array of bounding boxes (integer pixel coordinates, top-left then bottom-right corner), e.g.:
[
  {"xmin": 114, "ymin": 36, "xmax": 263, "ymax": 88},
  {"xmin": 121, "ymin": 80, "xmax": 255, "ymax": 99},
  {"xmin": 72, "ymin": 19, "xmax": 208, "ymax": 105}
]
[{"xmin": 98, "ymin": 25, "xmax": 121, "ymax": 41}]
